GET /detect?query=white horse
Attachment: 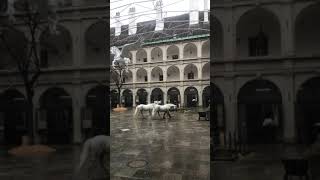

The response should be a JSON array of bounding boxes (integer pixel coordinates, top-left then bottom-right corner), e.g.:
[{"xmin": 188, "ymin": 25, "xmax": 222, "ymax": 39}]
[
  {"xmin": 152, "ymin": 104, "xmax": 177, "ymax": 119},
  {"xmin": 134, "ymin": 103, "xmax": 157, "ymax": 118},
  {"xmin": 77, "ymin": 135, "xmax": 110, "ymax": 180}
]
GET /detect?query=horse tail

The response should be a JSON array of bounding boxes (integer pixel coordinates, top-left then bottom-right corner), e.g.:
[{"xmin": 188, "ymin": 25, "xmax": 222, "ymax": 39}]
[{"xmin": 134, "ymin": 106, "xmax": 139, "ymax": 116}]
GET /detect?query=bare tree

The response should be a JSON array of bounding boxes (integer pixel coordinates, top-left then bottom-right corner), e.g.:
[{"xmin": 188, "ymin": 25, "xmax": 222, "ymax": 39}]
[
  {"xmin": 0, "ymin": 0, "xmax": 57, "ymax": 144},
  {"xmin": 110, "ymin": 37, "xmax": 144, "ymax": 108},
  {"xmin": 110, "ymin": 65, "xmax": 127, "ymax": 108}
]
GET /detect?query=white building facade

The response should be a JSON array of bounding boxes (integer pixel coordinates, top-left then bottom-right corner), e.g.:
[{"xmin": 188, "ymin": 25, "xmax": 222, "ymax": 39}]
[{"xmin": 110, "ymin": 10, "xmax": 210, "ymax": 108}]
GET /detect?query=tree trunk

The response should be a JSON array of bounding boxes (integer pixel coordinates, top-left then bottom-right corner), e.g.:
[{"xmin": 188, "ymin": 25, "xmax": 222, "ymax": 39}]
[{"xmin": 118, "ymin": 87, "xmax": 121, "ymax": 108}]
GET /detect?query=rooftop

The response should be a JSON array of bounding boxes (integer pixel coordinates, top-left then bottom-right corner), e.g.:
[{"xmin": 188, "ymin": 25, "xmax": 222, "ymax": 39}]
[{"xmin": 110, "ymin": 11, "xmax": 210, "ymax": 47}]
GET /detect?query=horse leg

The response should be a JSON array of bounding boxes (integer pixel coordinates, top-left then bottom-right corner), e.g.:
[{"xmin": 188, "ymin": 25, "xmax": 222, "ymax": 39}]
[
  {"xmin": 167, "ymin": 111, "xmax": 172, "ymax": 119},
  {"xmin": 163, "ymin": 111, "xmax": 166, "ymax": 119},
  {"xmin": 158, "ymin": 111, "xmax": 161, "ymax": 118}
]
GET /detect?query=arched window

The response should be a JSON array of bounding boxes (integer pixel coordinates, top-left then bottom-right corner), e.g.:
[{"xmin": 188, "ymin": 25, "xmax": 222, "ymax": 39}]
[{"xmin": 249, "ymin": 26, "xmax": 268, "ymax": 56}]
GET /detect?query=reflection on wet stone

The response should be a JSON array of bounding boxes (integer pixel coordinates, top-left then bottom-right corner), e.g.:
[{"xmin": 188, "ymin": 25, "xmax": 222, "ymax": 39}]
[{"xmin": 111, "ymin": 108, "xmax": 210, "ymax": 179}]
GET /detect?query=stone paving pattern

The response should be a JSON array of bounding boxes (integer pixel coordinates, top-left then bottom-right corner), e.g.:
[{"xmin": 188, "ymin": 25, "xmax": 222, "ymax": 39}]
[{"xmin": 110, "ymin": 108, "xmax": 210, "ymax": 180}]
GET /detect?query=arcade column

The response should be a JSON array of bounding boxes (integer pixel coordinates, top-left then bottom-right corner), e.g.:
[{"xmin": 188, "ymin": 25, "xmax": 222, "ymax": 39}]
[
  {"xmin": 72, "ymin": 84, "xmax": 83, "ymax": 143},
  {"xmin": 147, "ymin": 89, "xmax": 151, "ymax": 104},
  {"xmin": 132, "ymin": 90, "xmax": 136, "ymax": 107},
  {"xmin": 179, "ymin": 87, "xmax": 185, "ymax": 107},
  {"xmin": 178, "ymin": 44, "xmax": 184, "ymax": 59},
  {"xmin": 161, "ymin": 46, "xmax": 167, "ymax": 61},
  {"xmin": 163, "ymin": 91, "xmax": 167, "ymax": 104},
  {"xmin": 224, "ymin": 78, "xmax": 237, "ymax": 137},
  {"xmin": 198, "ymin": 89, "xmax": 203, "ymax": 107},
  {"xmin": 196, "ymin": 42, "xmax": 202, "ymax": 58},
  {"xmin": 282, "ymin": 75, "xmax": 296, "ymax": 143}
]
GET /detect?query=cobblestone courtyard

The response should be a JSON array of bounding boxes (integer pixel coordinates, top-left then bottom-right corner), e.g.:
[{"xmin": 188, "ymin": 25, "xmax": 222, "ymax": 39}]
[{"xmin": 110, "ymin": 108, "xmax": 210, "ymax": 179}]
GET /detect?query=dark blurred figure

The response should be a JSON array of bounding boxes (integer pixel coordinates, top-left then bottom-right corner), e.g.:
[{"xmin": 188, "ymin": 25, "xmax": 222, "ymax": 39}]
[
  {"xmin": 262, "ymin": 113, "xmax": 275, "ymax": 143},
  {"xmin": 76, "ymin": 135, "xmax": 110, "ymax": 180}
]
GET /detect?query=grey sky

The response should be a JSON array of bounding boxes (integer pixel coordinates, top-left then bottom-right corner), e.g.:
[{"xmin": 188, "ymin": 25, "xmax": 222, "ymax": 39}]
[{"xmin": 110, "ymin": 0, "xmax": 209, "ymax": 27}]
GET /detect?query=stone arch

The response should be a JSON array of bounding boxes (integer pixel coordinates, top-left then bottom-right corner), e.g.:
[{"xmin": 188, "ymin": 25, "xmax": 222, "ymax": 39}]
[
  {"xmin": 202, "ymin": 86, "xmax": 210, "ymax": 107},
  {"xmin": 85, "ymin": 21, "xmax": 108, "ymax": 65},
  {"xmin": 151, "ymin": 88, "xmax": 164, "ymax": 104},
  {"xmin": 86, "ymin": 85, "xmax": 109, "ymax": 136},
  {"xmin": 0, "ymin": 89, "xmax": 27, "ymax": 145},
  {"xmin": 184, "ymin": 86, "xmax": 199, "ymax": 107},
  {"xmin": 296, "ymin": 76, "xmax": 320, "ymax": 144},
  {"xmin": 136, "ymin": 49, "xmax": 147, "ymax": 63},
  {"xmin": 124, "ymin": 70, "xmax": 133, "ymax": 83},
  {"xmin": 183, "ymin": 43, "xmax": 198, "ymax": 59},
  {"xmin": 167, "ymin": 45, "xmax": 179, "ymax": 60},
  {"xmin": 151, "ymin": 66, "xmax": 164, "ymax": 82},
  {"xmin": 211, "ymin": 83, "xmax": 225, "ymax": 146},
  {"xmin": 39, "ymin": 87, "xmax": 73, "ymax": 144},
  {"xmin": 136, "ymin": 89, "xmax": 148, "ymax": 104},
  {"xmin": 237, "ymin": 79, "xmax": 283, "ymax": 144},
  {"xmin": 39, "ymin": 25, "xmax": 73, "ymax": 67},
  {"xmin": 236, "ymin": 7, "xmax": 281, "ymax": 57},
  {"xmin": 167, "ymin": 87, "xmax": 180, "ymax": 105},
  {"xmin": 110, "ymin": 89, "xmax": 118, "ymax": 108},
  {"xmin": 151, "ymin": 47, "xmax": 163, "ymax": 62},
  {"xmin": 167, "ymin": 65, "xmax": 180, "ymax": 81},
  {"xmin": 295, "ymin": 3, "xmax": 320, "ymax": 56},
  {"xmin": 202, "ymin": 40, "xmax": 210, "ymax": 58},
  {"xmin": 184, "ymin": 64, "xmax": 198, "ymax": 80},
  {"xmin": 202, "ymin": 62, "xmax": 210, "ymax": 79},
  {"xmin": 136, "ymin": 68, "xmax": 148, "ymax": 82},
  {"xmin": 0, "ymin": 28, "xmax": 27, "ymax": 70},
  {"xmin": 122, "ymin": 89, "xmax": 133, "ymax": 107},
  {"xmin": 212, "ymin": 16, "xmax": 223, "ymax": 58}
]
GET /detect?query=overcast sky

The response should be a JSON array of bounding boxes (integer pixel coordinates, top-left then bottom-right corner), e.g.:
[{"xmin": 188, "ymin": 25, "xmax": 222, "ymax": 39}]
[{"xmin": 110, "ymin": 0, "xmax": 209, "ymax": 27}]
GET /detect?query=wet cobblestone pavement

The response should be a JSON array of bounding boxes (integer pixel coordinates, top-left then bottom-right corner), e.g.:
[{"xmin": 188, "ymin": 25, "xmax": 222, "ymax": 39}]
[
  {"xmin": 110, "ymin": 108, "xmax": 210, "ymax": 180},
  {"xmin": 0, "ymin": 145, "xmax": 81, "ymax": 180},
  {"xmin": 212, "ymin": 144, "xmax": 320, "ymax": 180}
]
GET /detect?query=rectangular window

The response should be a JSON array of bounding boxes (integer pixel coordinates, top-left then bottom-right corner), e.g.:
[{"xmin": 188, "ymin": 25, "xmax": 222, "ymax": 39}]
[
  {"xmin": 172, "ymin": 55, "xmax": 179, "ymax": 59},
  {"xmin": 159, "ymin": 75, "xmax": 163, "ymax": 81},
  {"xmin": 248, "ymin": 33, "xmax": 268, "ymax": 57},
  {"xmin": 144, "ymin": 76, "xmax": 148, "ymax": 82},
  {"xmin": 143, "ymin": 58, "xmax": 147, "ymax": 62},
  {"xmin": 188, "ymin": 73, "xmax": 194, "ymax": 79}
]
